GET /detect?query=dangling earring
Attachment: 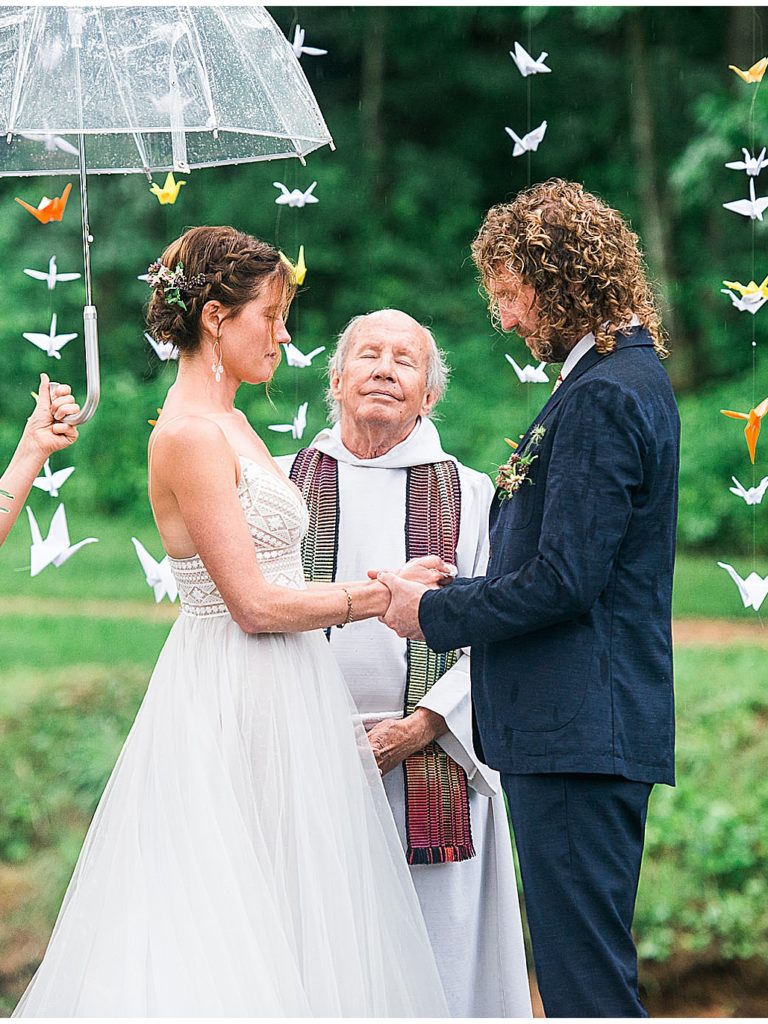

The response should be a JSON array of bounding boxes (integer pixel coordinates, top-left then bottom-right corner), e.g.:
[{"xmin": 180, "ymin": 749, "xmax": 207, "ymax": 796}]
[{"xmin": 211, "ymin": 332, "xmax": 223, "ymax": 383}]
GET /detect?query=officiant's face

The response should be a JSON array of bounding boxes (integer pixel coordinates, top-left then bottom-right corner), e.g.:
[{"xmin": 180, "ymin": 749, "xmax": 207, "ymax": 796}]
[{"xmin": 331, "ymin": 311, "xmax": 435, "ymax": 434}]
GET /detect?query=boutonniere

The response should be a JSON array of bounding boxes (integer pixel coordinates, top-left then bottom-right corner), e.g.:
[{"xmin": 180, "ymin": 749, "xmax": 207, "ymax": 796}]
[{"xmin": 496, "ymin": 424, "xmax": 546, "ymax": 502}]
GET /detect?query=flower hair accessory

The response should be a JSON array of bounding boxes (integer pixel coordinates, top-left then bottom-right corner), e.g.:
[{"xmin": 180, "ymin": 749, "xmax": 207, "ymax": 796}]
[{"xmin": 145, "ymin": 260, "xmax": 206, "ymax": 312}]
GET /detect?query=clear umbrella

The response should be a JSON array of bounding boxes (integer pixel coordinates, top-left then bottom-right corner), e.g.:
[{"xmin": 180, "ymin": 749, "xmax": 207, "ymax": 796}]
[{"xmin": 0, "ymin": 4, "xmax": 334, "ymax": 423}]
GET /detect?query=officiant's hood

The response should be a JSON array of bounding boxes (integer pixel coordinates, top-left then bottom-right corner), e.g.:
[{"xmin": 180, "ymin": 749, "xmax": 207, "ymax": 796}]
[{"xmin": 309, "ymin": 418, "xmax": 456, "ymax": 469}]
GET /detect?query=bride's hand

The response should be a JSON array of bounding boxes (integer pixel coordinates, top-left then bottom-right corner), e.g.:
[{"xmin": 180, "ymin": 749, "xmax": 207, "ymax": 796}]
[{"xmin": 366, "ymin": 555, "xmax": 457, "ymax": 588}]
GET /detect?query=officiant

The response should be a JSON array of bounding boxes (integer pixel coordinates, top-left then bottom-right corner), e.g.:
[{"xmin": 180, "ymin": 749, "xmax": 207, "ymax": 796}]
[{"xmin": 277, "ymin": 309, "xmax": 531, "ymax": 1018}]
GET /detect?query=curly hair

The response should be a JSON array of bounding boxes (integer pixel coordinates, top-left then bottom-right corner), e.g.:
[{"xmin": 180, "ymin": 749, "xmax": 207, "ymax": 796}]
[
  {"xmin": 146, "ymin": 225, "xmax": 294, "ymax": 355},
  {"xmin": 471, "ymin": 179, "xmax": 667, "ymax": 360}
]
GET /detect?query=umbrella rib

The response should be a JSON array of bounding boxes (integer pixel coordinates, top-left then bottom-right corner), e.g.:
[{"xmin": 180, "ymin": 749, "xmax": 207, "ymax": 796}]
[
  {"xmin": 6, "ymin": 7, "xmax": 39, "ymax": 137},
  {"xmin": 217, "ymin": 8, "xmax": 302, "ymax": 162},
  {"xmin": 95, "ymin": 9, "xmax": 151, "ymax": 176},
  {"xmin": 186, "ymin": 7, "xmax": 218, "ymax": 135}
]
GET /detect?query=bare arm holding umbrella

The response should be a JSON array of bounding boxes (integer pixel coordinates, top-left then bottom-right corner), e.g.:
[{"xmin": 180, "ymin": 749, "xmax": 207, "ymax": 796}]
[{"xmin": 0, "ymin": 373, "xmax": 80, "ymax": 547}]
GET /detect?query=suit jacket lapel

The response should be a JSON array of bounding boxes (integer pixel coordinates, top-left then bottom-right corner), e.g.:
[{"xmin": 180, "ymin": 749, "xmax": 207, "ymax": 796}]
[{"xmin": 490, "ymin": 328, "xmax": 654, "ymax": 518}]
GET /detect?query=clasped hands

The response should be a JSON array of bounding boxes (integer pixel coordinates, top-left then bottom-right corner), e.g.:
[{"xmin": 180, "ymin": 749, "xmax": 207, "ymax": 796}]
[{"xmin": 366, "ymin": 554, "xmax": 456, "ymax": 642}]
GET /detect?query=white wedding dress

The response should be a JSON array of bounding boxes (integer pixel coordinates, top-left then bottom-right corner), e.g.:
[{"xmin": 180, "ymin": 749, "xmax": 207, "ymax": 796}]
[{"xmin": 14, "ymin": 457, "xmax": 448, "ymax": 1017}]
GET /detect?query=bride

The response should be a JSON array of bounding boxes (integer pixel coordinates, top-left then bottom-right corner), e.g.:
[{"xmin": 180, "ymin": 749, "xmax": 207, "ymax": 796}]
[{"xmin": 14, "ymin": 226, "xmax": 449, "ymax": 1017}]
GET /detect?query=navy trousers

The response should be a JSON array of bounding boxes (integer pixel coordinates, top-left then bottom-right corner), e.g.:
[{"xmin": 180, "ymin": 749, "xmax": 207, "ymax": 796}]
[{"xmin": 502, "ymin": 772, "xmax": 652, "ymax": 1018}]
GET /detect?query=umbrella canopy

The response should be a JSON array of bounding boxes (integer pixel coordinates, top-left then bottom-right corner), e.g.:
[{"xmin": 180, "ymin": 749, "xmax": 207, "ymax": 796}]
[
  {"xmin": 0, "ymin": 5, "xmax": 333, "ymax": 176},
  {"xmin": 0, "ymin": 5, "xmax": 334, "ymax": 424}
]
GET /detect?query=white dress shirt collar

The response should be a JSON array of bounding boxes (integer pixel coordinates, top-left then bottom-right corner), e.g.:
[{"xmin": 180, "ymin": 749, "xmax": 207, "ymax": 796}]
[{"xmin": 559, "ymin": 314, "xmax": 641, "ymax": 381}]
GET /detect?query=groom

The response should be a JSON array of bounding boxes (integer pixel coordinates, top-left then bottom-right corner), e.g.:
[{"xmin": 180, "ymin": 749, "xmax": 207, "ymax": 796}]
[{"xmin": 379, "ymin": 178, "xmax": 680, "ymax": 1017}]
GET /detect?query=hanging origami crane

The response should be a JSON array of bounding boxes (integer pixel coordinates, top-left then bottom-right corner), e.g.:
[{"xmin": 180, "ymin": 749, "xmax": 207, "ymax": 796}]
[
  {"xmin": 291, "ymin": 25, "xmax": 327, "ymax": 59},
  {"xmin": 32, "ymin": 458, "xmax": 75, "ymax": 498},
  {"xmin": 268, "ymin": 401, "xmax": 308, "ymax": 440},
  {"xmin": 280, "ymin": 245, "xmax": 307, "ymax": 285},
  {"xmin": 505, "ymin": 354, "xmax": 549, "ymax": 383},
  {"xmin": 729, "ymin": 57, "xmax": 768, "ymax": 83},
  {"xmin": 19, "ymin": 131, "xmax": 79, "ymax": 156},
  {"xmin": 23, "ymin": 313, "xmax": 78, "ymax": 358},
  {"xmin": 132, "ymin": 537, "xmax": 178, "ymax": 603},
  {"xmin": 726, "ymin": 147, "xmax": 768, "ymax": 176},
  {"xmin": 729, "ymin": 475, "xmax": 768, "ymax": 505},
  {"xmin": 24, "ymin": 255, "xmax": 81, "ymax": 290},
  {"xmin": 720, "ymin": 396, "xmax": 768, "ymax": 463},
  {"xmin": 145, "ymin": 331, "xmax": 179, "ymax": 361},
  {"xmin": 15, "ymin": 182, "xmax": 72, "ymax": 223},
  {"xmin": 505, "ymin": 121, "xmax": 547, "ymax": 157},
  {"xmin": 27, "ymin": 504, "xmax": 98, "ymax": 577},
  {"xmin": 273, "ymin": 181, "xmax": 319, "ymax": 207},
  {"xmin": 509, "ymin": 42, "xmax": 551, "ymax": 77},
  {"xmin": 149, "ymin": 171, "xmax": 186, "ymax": 205},
  {"xmin": 717, "ymin": 561, "xmax": 768, "ymax": 612},
  {"xmin": 284, "ymin": 341, "xmax": 325, "ymax": 367},
  {"xmin": 723, "ymin": 178, "xmax": 768, "ymax": 221},
  {"xmin": 721, "ymin": 275, "xmax": 768, "ymax": 314}
]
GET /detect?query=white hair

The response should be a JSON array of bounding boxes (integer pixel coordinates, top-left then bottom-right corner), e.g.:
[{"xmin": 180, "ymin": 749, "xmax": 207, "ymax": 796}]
[{"xmin": 325, "ymin": 309, "xmax": 451, "ymax": 423}]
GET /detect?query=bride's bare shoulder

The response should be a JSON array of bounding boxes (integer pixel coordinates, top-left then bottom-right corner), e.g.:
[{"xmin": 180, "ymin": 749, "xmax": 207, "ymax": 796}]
[{"xmin": 150, "ymin": 414, "xmax": 237, "ymax": 475}]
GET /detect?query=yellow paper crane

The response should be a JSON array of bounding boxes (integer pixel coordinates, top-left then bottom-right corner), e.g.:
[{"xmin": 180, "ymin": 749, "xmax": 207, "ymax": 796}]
[
  {"xmin": 149, "ymin": 171, "xmax": 186, "ymax": 205},
  {"xmin": 280, "ymin": 245, "xmax": 307, "ymax": 286},
  {"xmin": 720, "ymin": 397, "xmax": 768, "ymax": 464},
  {"xmin": 722, "ymin": 274, "xmax": 768, "ymax": 298},
  {"xmin": 729, "ymin": 57, "xmax": 768, "ymax": 83}
]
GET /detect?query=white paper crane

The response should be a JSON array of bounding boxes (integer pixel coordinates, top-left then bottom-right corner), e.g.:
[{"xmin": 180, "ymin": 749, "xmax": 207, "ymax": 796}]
[
  {"xmin": 131, "ymin": 537, "xmax": 178, "ymax": 603},
  {"xmin": 509, "ymin": 41, "xmax": 551, "ymax": 77},
  {"xmin": 23, "ymin": 255, "xmax": 81, "ymax": 290},
  {"xmin": 723, "ymin": 177, "xmax": 768, "ymax": 221},
  {"xmin": 19, "ymin": 132, "xmax": 79, "ymax": 156},
  {"xmin": 291, "ymin": 25, "xmax": 327, "ymax": 59},
  {"xmin": 505, "ymin": 121, "xmax": 547, "ymax": 157},
  {"xmin": 268, "ymin": 401, "xmax": 308, "ymax": 440},
  {"xmin": 145, "ymin": 331, "xmax": 179, "ymax": 361},
  {"xmin": 717, "ymin": 561, "xmax": 768, "ymax": 612},
  {"xmin": 721, "ymin": 287, "xmax": 768, "ymax": 314},
  {"xmin": 23, "ymin": 313, "xmax": 78, "ymax": 359},
  {"xmin": 27, "ymin": 504, "xmax": 98, "ymax": 577},
  {"xmin": 284, "ymin": 342, "xmax": 325, "ymax": 367},
  {"xmin": 725, "ymin": 147, "xmax": 768, "ymax": 176},
  {"xmin": 728, "ymin": 475, "xmax": 768, "ymax": 505},
  {"xmin": 273, "ymin": 180, "xmax": 319, "ymax": 208},
  {"xmin": 505, "ymin": 354, "xmax": 549, "ymax": 383},
  {"xmin": 32, "ymin": 458, "xmax": 75, "ymax": 498}
]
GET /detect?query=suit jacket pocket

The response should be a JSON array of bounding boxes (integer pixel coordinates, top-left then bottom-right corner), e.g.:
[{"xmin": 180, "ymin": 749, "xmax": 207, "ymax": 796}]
[
  {"xmin": 505, "ymin": 620, "xmax": 594, "ymax": 732},
  {"xmin": 495, "ymin": 481, "xmax": 537, "ymax": 532}
]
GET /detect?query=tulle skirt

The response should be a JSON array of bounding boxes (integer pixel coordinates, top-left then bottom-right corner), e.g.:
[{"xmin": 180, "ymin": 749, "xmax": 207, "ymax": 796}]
[{"xmin": 13, "ymin": 614, "xmax": 448, "ymax": 1017}]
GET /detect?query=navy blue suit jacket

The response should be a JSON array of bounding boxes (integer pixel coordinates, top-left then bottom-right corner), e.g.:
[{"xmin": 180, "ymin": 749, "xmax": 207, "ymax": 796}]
[{"xmin": 419, "ymin": 328, "xmax": 680, "ymax": 785}]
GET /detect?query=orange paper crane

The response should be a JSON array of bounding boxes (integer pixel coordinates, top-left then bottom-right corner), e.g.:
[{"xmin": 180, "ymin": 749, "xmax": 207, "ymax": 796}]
[
  {"xmin": 720, "ymin": 397, "xmax": 768, "ymax": 463},
  {"xmin": 729, "ymin": 57, "xmax": 768, "ymax": 83},
  {"xmin": 14, "ymin": 182, "xmax": 72, "ymax": 223}
]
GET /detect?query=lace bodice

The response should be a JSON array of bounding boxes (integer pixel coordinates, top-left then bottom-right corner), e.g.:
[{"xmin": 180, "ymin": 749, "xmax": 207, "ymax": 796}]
[{"xmin": 169, "ymin": 457, "xmax": 309, "ymax": 618}]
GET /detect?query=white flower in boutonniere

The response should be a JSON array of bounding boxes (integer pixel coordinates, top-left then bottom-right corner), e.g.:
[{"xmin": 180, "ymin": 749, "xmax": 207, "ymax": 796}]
[{"xmin": 496, "ymin": 425, "xmax": 546, "ymax": 502}]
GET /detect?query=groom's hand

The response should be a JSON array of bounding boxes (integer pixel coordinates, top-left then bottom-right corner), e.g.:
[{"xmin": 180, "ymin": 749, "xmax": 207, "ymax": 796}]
[
  {"xmin": 377, "ymin": 572, "xmax": 427, "ymax": 640},
  {"xmin": 367, "ymin": 555, "xmax": 455, "ymax": 588}
]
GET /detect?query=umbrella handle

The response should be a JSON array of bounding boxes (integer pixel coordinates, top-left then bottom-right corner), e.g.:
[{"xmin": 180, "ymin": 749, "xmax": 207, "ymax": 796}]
[{"xmin": 48, "ymin": 305, "xmax": 100, "ymax": 425}]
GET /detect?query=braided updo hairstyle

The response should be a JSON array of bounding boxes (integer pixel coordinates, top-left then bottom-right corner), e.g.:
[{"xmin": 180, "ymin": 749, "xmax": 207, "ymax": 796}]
[{"xmin": 145, "ymin": 225, "xmax": 294, "ymax": 354}]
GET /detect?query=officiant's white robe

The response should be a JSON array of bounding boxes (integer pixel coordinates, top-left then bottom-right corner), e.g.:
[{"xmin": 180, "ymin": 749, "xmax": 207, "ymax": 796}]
[{"xmin": 278, "ymin": 418, "xmax": 531, "ymax": 1018}]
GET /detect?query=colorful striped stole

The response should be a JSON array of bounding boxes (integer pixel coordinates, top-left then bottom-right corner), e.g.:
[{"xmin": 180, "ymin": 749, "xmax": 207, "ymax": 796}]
[{"xmin": 290, "ymin": 447, "xmax": 475, "ymax": 865}]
